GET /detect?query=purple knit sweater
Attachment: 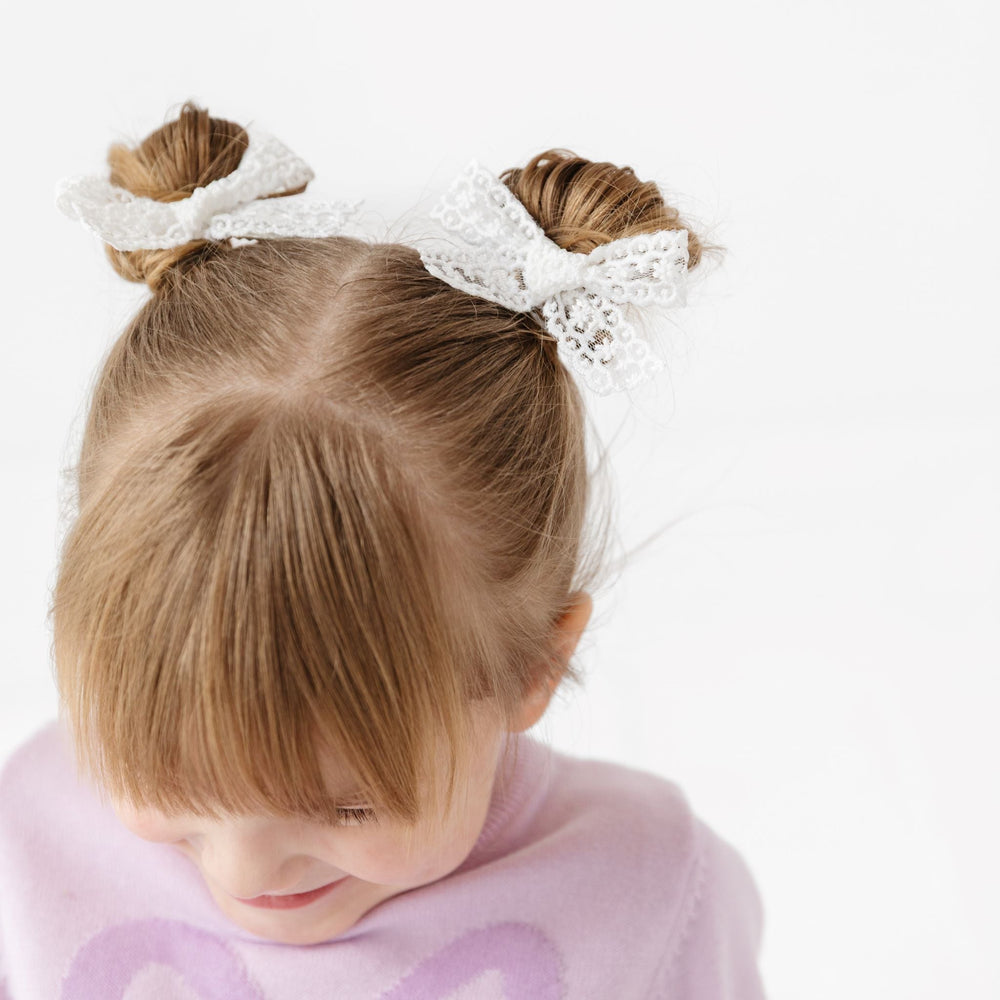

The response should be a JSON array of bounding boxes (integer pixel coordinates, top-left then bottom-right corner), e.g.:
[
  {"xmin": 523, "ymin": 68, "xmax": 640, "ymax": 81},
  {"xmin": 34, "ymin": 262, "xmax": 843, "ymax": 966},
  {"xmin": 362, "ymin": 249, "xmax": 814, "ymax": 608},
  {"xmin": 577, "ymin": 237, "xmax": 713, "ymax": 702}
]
[{"xmin": 0, "ymin": 722, "xmax": 765, "ymax": 999}]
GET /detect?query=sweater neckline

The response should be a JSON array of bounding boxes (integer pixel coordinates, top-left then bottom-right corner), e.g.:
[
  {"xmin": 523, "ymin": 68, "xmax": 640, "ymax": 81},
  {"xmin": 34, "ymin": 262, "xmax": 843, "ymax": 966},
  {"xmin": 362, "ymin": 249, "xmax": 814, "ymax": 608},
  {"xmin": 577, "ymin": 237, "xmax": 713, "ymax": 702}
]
[{"xmin": 461, "ymin": 734, "xmax": 552, "ymax": 871}]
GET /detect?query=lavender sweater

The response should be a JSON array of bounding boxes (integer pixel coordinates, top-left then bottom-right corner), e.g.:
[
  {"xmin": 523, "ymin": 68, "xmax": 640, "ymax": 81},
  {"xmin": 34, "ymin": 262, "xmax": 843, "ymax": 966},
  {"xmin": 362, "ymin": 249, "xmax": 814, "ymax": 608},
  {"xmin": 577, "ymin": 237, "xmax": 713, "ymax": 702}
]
[{"xmin": 0, "ymin": 722, "xmax": 765, "ymax": 999}]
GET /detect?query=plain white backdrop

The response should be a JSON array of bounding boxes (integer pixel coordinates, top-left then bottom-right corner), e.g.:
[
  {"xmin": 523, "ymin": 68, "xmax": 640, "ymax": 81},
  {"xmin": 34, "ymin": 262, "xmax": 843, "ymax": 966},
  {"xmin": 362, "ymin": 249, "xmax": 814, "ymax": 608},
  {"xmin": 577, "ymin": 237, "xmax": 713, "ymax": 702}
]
[{"xmin": 1, "ymin": 1, "xmax": 996, "ymax": 997}]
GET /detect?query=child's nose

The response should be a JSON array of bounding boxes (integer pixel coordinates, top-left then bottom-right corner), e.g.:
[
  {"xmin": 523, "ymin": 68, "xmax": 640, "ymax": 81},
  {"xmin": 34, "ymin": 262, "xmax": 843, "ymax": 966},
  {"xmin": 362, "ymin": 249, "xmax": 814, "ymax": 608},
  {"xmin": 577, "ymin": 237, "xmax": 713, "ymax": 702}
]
[{"xmin": 196, "ymin": 823, "xmax": 310, "ymax": 900}]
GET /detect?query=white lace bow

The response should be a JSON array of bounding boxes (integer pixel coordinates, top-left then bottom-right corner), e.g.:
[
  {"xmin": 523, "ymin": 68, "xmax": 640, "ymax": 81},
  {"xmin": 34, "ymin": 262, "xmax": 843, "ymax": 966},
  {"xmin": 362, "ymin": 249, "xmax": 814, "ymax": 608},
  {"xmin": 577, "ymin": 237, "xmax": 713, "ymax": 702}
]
[
  {"xmin": 419, "ymin": 161, "xmax": 690, "ymax": 395},
  {"xmin": 55, "ymin": 126, "xmax": 359, "ymax": 251}
]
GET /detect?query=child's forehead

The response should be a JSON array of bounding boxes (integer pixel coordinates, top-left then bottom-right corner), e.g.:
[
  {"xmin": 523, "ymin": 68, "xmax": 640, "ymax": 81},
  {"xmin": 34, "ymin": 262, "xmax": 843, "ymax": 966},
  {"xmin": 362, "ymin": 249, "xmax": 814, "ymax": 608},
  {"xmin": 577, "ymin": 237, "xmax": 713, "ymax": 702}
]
[{"xmin": 312, "ymin": 746, "xmax": 374, "ymax": 800}]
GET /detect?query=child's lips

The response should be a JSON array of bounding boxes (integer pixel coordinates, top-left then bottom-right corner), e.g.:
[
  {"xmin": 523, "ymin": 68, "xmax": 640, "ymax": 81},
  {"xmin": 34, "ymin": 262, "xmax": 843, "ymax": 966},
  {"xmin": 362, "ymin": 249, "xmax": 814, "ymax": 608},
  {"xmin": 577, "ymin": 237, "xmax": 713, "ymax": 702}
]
[{"xmin": 238, "ymin": 878, "xmax": 346, "ymax": 910}]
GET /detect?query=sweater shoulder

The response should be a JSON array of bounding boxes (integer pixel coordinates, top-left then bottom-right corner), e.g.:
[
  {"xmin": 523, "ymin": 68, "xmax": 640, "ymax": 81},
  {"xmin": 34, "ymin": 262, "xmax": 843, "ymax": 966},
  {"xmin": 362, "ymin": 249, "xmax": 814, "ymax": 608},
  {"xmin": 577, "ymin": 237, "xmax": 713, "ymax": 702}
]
[
  {"xmin": 542, "ymin": 745, "xmax": 700, "ymax": 856},
  {"xmin": 534, "ymin": 747, "xmax": 766, "ymax": 994},
  {"xmin": 0, "ymin": 720, "xmax": 75, "ymax": 803}
]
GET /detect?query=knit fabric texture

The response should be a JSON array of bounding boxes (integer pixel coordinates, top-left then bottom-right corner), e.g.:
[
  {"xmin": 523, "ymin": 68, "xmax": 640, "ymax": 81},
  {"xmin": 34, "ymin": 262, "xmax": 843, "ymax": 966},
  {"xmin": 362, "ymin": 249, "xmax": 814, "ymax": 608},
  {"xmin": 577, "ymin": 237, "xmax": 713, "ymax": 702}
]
[{"xmin": 0, "ymin": 722, "xmax": 765, "ymax": 999}]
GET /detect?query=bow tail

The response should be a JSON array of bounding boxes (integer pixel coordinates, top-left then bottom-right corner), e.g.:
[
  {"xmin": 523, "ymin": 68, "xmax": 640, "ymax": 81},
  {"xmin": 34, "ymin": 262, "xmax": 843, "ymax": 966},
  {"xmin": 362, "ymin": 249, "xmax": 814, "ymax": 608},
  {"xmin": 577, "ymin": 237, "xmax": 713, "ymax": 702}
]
[{"xmin": 541, "ymin": 292, "xmax": 664, "ymax": 396}]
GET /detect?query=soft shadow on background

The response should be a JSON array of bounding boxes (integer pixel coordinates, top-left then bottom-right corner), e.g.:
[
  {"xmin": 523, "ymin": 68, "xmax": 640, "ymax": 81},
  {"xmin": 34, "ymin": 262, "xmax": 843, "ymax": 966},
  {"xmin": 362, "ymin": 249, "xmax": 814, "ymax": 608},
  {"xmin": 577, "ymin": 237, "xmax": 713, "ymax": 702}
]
[{"xmin": 1, "ymin": 2, "xmax": 996, "ymax": 997}]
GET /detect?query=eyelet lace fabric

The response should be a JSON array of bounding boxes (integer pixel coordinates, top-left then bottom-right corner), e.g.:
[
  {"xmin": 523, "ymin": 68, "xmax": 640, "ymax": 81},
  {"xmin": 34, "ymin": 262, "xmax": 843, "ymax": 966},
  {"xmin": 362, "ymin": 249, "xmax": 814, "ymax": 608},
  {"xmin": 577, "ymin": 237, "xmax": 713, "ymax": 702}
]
[
  {"xmin": 419, "ymin": 161, "xmax": 690, "ymax": 395},
  {"xmin": 55, "ymin": 126, "xmax": 359, "ymax": 251}
]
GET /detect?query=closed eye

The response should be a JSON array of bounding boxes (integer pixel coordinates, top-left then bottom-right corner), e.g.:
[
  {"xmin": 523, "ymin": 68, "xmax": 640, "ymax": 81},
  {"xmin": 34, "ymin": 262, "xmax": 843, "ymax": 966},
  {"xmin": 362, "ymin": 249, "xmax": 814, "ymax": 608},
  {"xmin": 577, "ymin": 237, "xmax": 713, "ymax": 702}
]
[{"xmin": 335, "ymin": 806, "xmax": 378, "ymax": 826}]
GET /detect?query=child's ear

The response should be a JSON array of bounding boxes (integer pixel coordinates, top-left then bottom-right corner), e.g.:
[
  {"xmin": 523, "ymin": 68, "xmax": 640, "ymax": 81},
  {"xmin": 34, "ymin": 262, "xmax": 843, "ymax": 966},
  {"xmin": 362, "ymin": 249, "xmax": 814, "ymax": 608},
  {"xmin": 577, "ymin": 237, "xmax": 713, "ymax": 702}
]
[{"xmin": 510, "ymin": 592, "xmax": 593, "ymax": 733}]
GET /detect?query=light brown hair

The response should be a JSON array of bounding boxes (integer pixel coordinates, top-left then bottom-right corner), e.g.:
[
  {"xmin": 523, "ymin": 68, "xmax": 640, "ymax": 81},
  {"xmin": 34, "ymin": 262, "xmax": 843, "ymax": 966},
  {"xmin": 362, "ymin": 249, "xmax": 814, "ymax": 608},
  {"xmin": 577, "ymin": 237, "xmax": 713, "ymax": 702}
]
[{"xmin": 52, "ymin": 102, "xmax": 712, "ymax": 823}]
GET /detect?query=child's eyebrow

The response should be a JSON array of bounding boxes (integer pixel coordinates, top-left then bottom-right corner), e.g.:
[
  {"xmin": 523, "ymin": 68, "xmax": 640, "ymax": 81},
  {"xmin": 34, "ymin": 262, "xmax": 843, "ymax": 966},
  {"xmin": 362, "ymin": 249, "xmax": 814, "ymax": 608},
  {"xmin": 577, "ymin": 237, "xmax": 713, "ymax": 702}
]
[
  {"xmin": 320, "ymin": 780, "xmax": 375, "ymax": 807},
  {"xmin": 329, "ymin": 791, "xmax": 373, "ymax": 806}
]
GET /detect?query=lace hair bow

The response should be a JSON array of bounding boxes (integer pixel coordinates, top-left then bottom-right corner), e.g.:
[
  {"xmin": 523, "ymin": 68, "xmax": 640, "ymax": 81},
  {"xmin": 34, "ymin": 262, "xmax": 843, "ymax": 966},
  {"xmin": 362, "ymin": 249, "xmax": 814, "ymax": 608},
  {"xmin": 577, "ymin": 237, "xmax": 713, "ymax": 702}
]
[
  {"xmin": 55, "ymin": 125, "xmax": 359, "ymax": 251},
  {"xmin": 419, "ymin": 161, "xmax": 690, "ymax": 395}
]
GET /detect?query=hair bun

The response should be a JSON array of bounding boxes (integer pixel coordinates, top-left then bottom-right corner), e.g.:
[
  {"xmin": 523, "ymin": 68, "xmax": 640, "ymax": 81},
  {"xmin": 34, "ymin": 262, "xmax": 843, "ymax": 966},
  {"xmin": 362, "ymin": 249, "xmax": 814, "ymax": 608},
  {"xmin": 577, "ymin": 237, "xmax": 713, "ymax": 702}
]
[
  {"xmin": 102, "ymin": 102, "xmax": 254, "ymax": 293},
  {"xmin": 500, "ymin": 148, "xmax": 709, "ymax": 268}
]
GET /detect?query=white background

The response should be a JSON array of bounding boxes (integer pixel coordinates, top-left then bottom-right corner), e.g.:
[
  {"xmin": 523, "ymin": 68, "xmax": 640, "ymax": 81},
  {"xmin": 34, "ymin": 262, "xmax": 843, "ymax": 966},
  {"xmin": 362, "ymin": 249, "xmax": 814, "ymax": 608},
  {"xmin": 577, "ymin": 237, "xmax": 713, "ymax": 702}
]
[{"xmin": 1, "ymin": 1, "xmax": 996, "ymax": 997}]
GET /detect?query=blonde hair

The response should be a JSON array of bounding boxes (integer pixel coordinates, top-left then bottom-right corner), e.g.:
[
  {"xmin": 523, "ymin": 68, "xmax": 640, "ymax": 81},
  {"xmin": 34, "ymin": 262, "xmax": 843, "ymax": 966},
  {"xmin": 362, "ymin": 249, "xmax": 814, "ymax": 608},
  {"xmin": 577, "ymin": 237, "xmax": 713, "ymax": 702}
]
[{"xmin": 52, "ymin": 102, "xmax": 713, "ymax": 823}]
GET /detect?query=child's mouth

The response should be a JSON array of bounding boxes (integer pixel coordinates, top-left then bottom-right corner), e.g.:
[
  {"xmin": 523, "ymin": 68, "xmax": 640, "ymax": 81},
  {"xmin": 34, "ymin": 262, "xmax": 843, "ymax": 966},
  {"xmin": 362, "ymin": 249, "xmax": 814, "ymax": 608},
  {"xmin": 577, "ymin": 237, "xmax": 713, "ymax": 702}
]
[{"xmin": 238, "ymin": 878, "xmax": 346, "ymax": 910}]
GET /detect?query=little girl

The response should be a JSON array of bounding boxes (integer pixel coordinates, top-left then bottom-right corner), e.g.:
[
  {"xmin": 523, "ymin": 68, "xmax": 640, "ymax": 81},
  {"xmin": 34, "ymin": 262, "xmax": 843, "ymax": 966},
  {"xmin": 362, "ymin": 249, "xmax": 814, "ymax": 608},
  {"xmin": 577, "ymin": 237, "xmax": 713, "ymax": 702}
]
[{"xmin": 0, "ymin": 104, "xmax": 766, "ymax": 999}]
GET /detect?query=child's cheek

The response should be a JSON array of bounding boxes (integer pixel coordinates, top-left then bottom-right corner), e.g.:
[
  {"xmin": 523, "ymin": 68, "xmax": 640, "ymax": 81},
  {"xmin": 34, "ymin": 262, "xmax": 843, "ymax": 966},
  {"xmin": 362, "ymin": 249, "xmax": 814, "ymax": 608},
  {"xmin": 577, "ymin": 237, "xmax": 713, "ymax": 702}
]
[
  {"xmin": 328, "ymin": 826, "xmax": 454, "ymax": 888},
  {"xmin": 113, "ymin": 803, "xmax": 185, "ymax": 844}
]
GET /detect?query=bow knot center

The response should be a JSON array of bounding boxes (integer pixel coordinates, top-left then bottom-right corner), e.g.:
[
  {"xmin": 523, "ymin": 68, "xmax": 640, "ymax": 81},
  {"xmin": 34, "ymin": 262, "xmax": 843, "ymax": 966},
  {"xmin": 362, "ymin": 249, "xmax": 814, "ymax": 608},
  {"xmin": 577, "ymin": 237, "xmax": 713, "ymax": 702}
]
[
  {"xmin": 522, "ymin": 241, "xmax": 591, "ymax": 303},
  {"xmin": 169, "ymin": 191, "xmax": 215, "ymax": 241}
]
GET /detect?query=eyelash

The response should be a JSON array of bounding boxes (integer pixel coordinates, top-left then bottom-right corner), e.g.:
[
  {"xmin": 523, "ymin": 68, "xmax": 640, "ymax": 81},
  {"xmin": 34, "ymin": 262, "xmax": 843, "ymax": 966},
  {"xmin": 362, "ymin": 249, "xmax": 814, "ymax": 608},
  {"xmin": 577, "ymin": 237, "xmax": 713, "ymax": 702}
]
[{"xmin": 335, "ymin": 806, "xmax": 378, "ymax": 826}]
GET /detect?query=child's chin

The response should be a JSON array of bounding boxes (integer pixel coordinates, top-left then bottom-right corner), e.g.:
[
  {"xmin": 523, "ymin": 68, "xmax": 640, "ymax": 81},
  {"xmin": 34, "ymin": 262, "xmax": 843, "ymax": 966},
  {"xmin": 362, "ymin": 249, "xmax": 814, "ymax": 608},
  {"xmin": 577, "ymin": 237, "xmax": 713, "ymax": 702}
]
[
  {"xmin": 209, "ymin": 883, "xmax": 392, "ymax": 946},
  {"xmin": 221, "ymin": 899, "xmax": 358, "ymax": 945}
]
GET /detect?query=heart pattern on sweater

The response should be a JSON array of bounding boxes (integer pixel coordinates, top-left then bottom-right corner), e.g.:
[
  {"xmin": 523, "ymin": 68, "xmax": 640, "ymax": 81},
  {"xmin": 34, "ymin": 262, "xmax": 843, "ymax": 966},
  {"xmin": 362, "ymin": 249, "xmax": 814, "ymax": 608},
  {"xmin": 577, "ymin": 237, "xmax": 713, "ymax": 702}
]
[{"xmin": 60, "ymin": 918, "xmax": 564, "ymax": 1000}]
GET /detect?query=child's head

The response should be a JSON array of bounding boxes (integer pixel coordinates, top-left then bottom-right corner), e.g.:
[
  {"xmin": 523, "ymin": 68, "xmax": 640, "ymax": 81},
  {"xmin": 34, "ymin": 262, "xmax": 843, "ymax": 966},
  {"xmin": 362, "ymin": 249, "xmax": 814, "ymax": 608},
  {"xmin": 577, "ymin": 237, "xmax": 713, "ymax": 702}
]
[{"xmin": 51, "ymin": 102, "xmax": 707, "ymax": 942}]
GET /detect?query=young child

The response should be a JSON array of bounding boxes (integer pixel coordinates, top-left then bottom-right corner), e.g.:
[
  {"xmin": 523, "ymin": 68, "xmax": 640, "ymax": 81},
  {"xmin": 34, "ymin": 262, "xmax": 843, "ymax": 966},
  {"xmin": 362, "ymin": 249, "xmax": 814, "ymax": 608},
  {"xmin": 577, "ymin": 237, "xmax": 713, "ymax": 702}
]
[{"xmin": 0, "ymin": 104, "xmax": 766, "ymax": 999}]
